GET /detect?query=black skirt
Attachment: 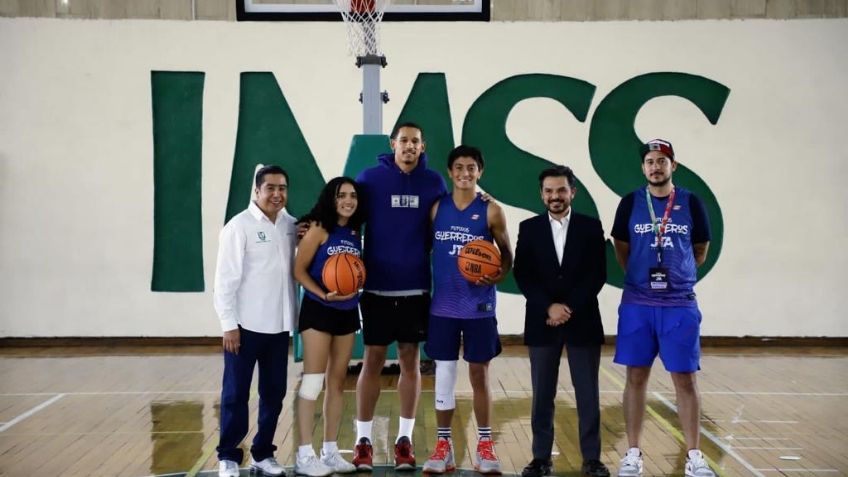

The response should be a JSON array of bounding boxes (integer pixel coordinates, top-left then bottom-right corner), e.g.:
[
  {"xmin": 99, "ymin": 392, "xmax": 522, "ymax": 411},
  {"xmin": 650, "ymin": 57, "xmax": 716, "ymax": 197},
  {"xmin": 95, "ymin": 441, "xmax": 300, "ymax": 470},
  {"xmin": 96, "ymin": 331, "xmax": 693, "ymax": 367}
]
[{"xmin": 298, "ymin": 295, "xmax": 360, "ymax": 336}]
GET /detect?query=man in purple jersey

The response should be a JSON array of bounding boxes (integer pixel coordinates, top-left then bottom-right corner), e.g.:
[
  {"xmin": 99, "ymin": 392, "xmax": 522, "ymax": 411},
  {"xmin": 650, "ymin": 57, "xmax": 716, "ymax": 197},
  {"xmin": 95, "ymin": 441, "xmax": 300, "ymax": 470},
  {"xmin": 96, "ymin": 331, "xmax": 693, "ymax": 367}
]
[
  {"xmin": 352, "ymin": 123, "xmax": 447, "ymax": 471},
  {"xmin": 421, "ymin": 145, "xmax": 513, "ymax": 475},
  {"xmin": 611, "ymin": 139, "xmax": 714, "ymax": 477}
]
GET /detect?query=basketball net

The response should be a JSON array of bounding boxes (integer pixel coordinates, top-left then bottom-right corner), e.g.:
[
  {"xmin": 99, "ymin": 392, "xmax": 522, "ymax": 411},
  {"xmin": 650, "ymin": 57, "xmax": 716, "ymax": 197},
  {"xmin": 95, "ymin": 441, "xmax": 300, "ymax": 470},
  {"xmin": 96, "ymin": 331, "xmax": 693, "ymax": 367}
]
[{"xmin": 334, "ymin": 0, "xmax": 390, "ymax": 57}]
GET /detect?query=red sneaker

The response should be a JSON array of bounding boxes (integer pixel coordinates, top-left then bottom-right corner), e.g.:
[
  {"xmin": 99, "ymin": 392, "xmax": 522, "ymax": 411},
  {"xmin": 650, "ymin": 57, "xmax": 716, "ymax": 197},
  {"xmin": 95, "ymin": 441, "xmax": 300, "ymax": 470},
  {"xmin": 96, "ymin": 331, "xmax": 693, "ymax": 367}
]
[
  {"xmin": 353, "ymin": 437, "xmax": 373, "ymax": 471},
  {"xmin": 475, "ymin": 438, "xmax": 502, "ymax": 475},
  {"xmin": 422, "ymin": 438, "xmax": 455, "ymax": 474},
  {"xmin": 394, "ymin": 436, "xmax": 416, "ymax": 470}
]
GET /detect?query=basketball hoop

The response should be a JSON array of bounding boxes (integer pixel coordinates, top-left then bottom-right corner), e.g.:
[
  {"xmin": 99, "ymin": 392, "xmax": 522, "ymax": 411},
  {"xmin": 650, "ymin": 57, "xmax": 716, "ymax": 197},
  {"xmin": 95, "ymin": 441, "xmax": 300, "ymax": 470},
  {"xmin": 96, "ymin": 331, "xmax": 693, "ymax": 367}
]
[{"xmin": 334, "ymin": 0, "xmax": 390, "ymax": 57}]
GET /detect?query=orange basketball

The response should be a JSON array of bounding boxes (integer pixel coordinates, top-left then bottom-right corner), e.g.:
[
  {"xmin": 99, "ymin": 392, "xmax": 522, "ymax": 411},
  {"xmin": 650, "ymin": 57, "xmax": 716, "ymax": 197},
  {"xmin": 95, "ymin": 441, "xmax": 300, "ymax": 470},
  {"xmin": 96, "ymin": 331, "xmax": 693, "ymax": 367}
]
[
  {"xmin": 457, "ymin": 240, "xmax": 501, "ymax": 283},
  {"xmin": 322, "ymin": 253, "xmax": 366, "ymax": 296}
]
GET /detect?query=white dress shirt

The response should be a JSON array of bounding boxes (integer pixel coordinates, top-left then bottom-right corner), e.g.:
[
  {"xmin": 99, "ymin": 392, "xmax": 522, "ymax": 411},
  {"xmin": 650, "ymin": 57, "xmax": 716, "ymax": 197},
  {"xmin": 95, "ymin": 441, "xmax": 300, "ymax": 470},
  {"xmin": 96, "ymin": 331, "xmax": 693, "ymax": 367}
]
[
  {"xmin": 549, "ymin": 208, "xmax": 572, "ymax": 265},
  {"xmin": 213, "ymin": 201, "xmax": 298, "ymax": 333}
]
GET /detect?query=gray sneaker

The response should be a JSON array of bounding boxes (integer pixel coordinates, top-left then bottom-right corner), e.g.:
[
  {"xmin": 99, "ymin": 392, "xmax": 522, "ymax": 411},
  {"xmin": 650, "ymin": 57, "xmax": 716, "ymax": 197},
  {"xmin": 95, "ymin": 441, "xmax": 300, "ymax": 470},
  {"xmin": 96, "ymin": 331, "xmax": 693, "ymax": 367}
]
[
  {"xmin": 295, "ymin": 453, "xmax": 333, "ymax": 477},
  {"xmin": 475, "ymin": 439, "xmax": 502, "ymax": 475},
  {"xmin": 422, "ymin": 438, "xmax": 455, "ymax": 473},
  {"xmin": 251, "ymin": 457, "xmax": 286, "ymax": 476},
  {"xmin": 685, "ymin": 450, "xmax": 715, "ymax": 477},
  {"xmin": 219, "ymin": 460, "xmax": 239, "ymax": 477},
  {"xmin": 321, "ymin": 449, "xmax": 356, "ymax": 473},
  {"xmin": 617, "ymin": 448, "xmax": 643, "ymax": 477}
]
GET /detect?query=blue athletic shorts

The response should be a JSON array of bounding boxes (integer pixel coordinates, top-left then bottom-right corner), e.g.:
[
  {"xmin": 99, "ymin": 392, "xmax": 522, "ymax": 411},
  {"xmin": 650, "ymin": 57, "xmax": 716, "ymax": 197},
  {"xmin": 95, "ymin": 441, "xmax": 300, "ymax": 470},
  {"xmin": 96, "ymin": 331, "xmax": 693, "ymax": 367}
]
[
  {"xmin": 613, "ymin": 303, "xmax": 702, "ymax": 373},
  {"xmin": 424, "ymin": 315, "xmax": 502, "ymax": 363}
]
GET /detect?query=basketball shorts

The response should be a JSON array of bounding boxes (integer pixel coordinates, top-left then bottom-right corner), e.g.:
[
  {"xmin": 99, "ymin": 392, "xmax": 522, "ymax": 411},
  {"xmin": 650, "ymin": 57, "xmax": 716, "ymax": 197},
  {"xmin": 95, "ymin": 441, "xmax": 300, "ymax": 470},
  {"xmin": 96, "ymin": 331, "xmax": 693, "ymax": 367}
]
[
  {"xmin": 425, "ymin": 315, "xmax": 502, "ymax": 363},
  {"xmin": 360, "ymin": 292, "xmax": 429, "ymax": 345},
  {"xmin": 614, "ymin": 303, "xmax": 702, "ymax": 373},
  {"xmin": 298, "ymin": 295, "xmax": 360, "ymax": 336}
]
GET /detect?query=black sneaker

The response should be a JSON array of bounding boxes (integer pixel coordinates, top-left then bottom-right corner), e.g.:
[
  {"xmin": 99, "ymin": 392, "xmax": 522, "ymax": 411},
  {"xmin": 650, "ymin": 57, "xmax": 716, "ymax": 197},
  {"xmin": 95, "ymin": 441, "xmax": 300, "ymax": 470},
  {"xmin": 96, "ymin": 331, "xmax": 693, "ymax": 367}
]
[
  {"xmin": 521, "ymin": 458, "xmax": 552, "ymax": 477},
  {"xmin": 582, "ymin": 459, "xmax": 610, "ymax": 477}
]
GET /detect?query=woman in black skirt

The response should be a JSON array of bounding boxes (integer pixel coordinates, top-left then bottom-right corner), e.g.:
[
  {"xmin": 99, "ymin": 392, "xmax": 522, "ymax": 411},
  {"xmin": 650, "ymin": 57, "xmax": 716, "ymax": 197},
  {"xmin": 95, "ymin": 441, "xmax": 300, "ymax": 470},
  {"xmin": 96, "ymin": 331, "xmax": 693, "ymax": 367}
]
[{"xmin": 293, "ymin": 177, "xmax": 365, "ymax": 476}]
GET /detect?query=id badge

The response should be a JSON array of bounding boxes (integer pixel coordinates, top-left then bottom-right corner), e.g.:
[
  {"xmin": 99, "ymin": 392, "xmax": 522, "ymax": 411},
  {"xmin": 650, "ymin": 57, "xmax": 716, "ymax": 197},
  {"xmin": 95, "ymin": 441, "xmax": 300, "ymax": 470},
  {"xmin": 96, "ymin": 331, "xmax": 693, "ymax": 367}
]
[{"xmin": 649, "ymin": 267, "xmax": 669, "ymax": 291}]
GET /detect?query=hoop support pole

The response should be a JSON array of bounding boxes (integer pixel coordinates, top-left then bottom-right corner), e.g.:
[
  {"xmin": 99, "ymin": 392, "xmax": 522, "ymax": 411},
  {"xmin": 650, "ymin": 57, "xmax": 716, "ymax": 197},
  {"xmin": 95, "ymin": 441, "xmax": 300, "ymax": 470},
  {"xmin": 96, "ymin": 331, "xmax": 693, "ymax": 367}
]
[{"xmin": 361, "ymin": 62, "xmax": 383, "ymax": 134}]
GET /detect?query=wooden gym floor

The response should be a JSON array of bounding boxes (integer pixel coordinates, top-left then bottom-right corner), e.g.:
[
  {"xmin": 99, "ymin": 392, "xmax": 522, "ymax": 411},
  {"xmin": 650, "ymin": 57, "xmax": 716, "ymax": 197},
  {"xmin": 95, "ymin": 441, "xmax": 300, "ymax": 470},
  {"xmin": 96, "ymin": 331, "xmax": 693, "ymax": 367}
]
[{"xmin": 0, "ymin": 345, "xmax": 845, "ymax": 477}]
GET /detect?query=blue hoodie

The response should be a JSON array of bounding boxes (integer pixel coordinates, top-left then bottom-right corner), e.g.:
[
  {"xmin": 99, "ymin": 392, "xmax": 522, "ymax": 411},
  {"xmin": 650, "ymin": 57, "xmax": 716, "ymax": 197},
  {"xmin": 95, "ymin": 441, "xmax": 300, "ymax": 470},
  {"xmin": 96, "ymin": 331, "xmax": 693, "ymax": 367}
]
[{"xmin": 356, "ymin": 152, "xmax": 447, "ymax": 291}]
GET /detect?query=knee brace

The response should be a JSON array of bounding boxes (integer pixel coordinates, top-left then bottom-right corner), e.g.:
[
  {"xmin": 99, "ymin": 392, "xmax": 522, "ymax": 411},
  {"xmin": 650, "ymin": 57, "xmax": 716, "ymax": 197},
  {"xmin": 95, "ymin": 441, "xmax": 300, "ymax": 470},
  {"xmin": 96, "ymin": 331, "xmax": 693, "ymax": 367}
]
[
  {"xmin": 298, "ymin": 373, "xmax": 325, "ymax": 400},
  {"xmin": 434, "ymin": 360, "xmax": 458, "ymax": 411}
]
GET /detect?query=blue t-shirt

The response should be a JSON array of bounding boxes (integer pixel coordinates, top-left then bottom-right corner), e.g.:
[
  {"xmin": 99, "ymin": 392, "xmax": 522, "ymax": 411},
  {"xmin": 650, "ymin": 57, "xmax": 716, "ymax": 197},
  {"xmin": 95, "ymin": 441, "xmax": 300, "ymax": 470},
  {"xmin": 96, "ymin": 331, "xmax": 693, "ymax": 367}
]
[
  {"xmin": 355, "ymin": 153, "xmax": 447, "ymax": 292},
  {"xmin": 611, "ymin": 187, "xmax": 711, "ymax": 307},
  {"xmin": 305, "ymin": 225, "xmax": 362, "ymax": 310},
  {"xmin": 430, "ymin": 195, "xmax": 496, "ymax": 319}
]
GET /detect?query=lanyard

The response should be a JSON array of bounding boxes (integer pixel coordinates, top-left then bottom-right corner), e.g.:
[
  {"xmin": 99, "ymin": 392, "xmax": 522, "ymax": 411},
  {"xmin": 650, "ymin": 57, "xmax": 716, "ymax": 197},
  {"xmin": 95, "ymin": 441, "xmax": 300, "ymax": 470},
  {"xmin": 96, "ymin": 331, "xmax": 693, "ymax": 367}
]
[{"xmin": 645, "ymin": 187, "xmax": 676, "ymax": 264}]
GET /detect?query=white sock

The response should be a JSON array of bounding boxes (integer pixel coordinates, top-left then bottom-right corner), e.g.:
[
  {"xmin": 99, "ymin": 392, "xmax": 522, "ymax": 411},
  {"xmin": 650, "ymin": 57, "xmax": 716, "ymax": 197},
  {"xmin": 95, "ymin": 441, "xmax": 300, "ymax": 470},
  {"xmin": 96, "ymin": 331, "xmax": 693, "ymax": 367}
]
[
  {"xmin": 396, "ymin": 417, "xmax": 415, "ymax": 444},
  {"xmin": 298, "ymin": 444, "xmax": 316, "ymax": 459},
  {"xmin": 322, "ymin": 441, "xmax": 338, "ymax": 456},
  {"xmin": 688, "ymin": 449, "xmax": 702, "ymax": 459},
  {"xmin": 356, "ymin": 420, "xmax": 373, "ymax": 442}
]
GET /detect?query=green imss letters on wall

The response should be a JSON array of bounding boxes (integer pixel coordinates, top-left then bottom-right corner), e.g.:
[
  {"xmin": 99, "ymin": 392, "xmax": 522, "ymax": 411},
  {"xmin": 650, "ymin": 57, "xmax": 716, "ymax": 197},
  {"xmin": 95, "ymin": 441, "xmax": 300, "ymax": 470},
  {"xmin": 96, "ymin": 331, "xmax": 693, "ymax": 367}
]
[{"xmin": 150, "ymin": 71, "xmax": 728, "ymax": 292}]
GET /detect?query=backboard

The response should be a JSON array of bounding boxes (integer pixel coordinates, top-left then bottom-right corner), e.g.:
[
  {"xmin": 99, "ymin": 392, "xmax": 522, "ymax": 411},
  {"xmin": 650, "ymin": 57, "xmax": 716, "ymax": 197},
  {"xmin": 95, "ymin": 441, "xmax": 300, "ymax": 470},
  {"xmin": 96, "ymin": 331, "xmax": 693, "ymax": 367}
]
[{"xmin": 236, "ymin": 0, "xmax": 490, "ymax": 22}]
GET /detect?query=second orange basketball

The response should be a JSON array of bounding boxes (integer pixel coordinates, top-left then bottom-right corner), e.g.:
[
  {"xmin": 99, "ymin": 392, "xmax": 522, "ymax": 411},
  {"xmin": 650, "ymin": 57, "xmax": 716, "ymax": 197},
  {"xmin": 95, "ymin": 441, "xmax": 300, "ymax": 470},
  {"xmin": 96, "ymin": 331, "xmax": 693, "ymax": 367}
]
[
  {"xmin": 322, "ymin": 253, "xmax": 366, "ymax": 296},
  {"xmin": 457, "ymin": 239, "xmax": 501, "ymax": 283}
]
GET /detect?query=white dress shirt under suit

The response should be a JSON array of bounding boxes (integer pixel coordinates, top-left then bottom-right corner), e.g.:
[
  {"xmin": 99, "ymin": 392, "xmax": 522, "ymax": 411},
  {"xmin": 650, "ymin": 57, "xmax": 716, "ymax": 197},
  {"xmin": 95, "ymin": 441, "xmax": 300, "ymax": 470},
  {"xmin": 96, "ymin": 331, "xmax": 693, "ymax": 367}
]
[{"xmin": 549, "ymin": 208, "xmax": 572, "ymax": 265}]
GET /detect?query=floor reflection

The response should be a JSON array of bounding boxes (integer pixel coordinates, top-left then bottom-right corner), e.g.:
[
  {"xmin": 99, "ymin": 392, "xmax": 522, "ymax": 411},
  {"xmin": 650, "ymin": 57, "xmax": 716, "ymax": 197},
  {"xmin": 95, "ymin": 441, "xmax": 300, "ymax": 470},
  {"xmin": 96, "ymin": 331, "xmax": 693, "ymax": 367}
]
[{"xmin": 150, "ymin": 400, "xmax": 204, "ymax": 475}]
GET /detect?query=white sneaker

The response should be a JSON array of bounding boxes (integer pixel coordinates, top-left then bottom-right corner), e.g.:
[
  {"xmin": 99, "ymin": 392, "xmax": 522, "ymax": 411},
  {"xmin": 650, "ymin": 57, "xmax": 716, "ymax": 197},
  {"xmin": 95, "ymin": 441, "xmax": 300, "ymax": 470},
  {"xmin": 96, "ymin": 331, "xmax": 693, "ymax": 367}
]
[
  {"xmin": 685, "ymin": 450, "xmax": 715, "ymax": 477},
  {"xmin": 219, "ymin": 459, "xmax": 240, "ymax": 477},
  {"xmin": 617, "ymin": 448, "xmax": 643, "ymax": 477},
  {"xmin": 295, "ymin": 453, "xmax": 333, "ymax": 477},
  {"xmin": 321, "ymin": 449, "xmax": 356, "ymax": 473},
  {"xmin": 250, "ymin": 456, "xmax": 286, "ymax": 476}
]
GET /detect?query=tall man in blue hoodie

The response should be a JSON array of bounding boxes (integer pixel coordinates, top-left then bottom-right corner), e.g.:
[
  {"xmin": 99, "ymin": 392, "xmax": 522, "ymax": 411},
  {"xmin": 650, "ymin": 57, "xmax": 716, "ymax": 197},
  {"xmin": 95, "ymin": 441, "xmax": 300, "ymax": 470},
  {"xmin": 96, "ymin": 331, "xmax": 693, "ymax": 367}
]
[{"xmin": 352, "ymin": 123, "xmax": 448, "ymax": 471}]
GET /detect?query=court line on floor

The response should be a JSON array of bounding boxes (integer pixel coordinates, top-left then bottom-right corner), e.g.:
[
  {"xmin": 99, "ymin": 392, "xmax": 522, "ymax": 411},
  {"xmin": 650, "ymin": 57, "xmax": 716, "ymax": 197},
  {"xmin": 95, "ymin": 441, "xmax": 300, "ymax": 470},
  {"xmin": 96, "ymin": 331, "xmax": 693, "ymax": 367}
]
[
  {"xmin": 725, "ymin": 437, "xmax": 792, "ymax": 441},
  {"xmin": 697, "ymin": 391, "xmax": 848, "ymax": 396},
  {"xmin": 599, "ymin": 366, "xmax": 766, "ymax": 477},
  {"xmin": 754, "ymin": 469, "xmax": 841, "ymax": 473},
  {"xmin": 648, "ymin": 388, "xmax": 768, "ymax": 477},
  {"xmin": 4, "ymin": 430, "xmax": 208, "ymax": 436},
  {"xmin": 0, "ymin": 391, "xmax": 221, "ymax": 396},
  {"xmin": 706, "ymin": 419, "xmax": 799, "ymax": 424},
  {"xmin": 731, "ymin": 446, "xmax": 803, "ymax": 450},
  {"xmin": 0, "ymin": 393, "xmax": 65, "ymax": 433}
]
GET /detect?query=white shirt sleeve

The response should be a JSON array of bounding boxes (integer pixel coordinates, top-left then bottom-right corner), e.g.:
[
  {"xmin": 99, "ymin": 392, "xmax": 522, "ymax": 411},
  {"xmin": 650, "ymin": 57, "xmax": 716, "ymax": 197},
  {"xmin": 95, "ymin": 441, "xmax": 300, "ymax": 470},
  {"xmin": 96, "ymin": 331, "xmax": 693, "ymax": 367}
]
[{"xmin": 213, "ymin": 223, "xmax": 245, "ymax": 332}]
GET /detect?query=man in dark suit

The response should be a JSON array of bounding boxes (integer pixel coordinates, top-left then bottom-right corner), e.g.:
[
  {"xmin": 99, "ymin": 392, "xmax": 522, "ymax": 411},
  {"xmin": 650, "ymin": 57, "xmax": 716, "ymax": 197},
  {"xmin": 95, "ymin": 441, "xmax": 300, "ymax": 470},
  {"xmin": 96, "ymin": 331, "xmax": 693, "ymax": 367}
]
[{"xmin": 513, "ymin": 165, "xmax": 609, "ymax": 477}]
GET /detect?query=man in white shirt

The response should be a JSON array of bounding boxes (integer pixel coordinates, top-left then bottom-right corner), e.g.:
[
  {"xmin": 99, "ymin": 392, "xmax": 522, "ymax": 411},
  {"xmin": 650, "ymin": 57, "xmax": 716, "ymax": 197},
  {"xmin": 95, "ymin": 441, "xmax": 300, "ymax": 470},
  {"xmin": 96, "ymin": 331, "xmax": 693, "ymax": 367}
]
[{"xmin": 213, "ymin": 165, "xmax": 298, "ymax": 477}]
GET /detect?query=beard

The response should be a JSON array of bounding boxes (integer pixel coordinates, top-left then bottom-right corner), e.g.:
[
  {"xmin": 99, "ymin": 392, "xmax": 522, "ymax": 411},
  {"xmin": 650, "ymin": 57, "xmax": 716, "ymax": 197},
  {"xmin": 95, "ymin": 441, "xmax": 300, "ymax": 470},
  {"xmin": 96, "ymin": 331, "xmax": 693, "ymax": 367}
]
[
  {"xmin": 545, "ymin": 200, "xmax": 569, "ymax": 214},
  {"xmin": 648, "ymin": 175, "xmax": 671, "ymax": 187}
]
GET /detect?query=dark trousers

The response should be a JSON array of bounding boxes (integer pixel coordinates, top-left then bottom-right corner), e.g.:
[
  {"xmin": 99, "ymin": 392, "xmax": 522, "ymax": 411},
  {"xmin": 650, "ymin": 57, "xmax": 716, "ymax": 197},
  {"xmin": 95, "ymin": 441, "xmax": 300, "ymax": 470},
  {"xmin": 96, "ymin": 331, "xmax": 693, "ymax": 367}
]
[
  {"xmin": 528, "ymin": 339, "xmax": 601, "ymax": 462},
  {"xmin": 217, "ymin": 328, "xmax": 289, "ymax": 463}
]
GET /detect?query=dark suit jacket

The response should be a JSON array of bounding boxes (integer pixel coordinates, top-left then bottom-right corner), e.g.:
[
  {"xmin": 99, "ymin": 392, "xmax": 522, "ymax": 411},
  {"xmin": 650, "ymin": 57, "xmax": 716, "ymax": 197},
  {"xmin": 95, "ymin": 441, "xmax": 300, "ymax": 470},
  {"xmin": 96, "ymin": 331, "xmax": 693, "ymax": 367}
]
[{"xmin": 513, "ymin": 212, "xmax": 607, "ymax": 347}]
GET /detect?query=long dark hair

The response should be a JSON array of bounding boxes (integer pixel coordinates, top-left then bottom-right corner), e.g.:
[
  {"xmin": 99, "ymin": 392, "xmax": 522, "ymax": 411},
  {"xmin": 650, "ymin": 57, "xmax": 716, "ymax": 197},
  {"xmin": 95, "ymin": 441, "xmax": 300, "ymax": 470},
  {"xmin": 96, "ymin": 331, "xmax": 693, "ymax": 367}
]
[{"xmin": 298, "ymin": 177, "xmax": 364, "ymax": 233}]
